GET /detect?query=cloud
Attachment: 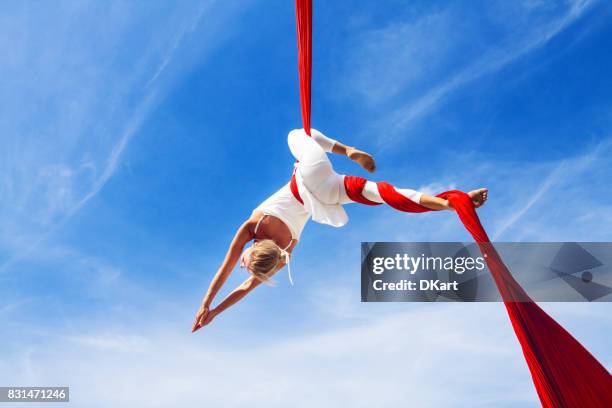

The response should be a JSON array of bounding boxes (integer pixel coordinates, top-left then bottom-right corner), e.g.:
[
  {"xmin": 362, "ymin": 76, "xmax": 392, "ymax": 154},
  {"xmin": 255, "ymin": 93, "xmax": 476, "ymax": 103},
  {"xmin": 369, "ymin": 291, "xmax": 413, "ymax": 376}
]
[
  {"xmin": 491, "ymin": 139, "xmax": 611, "ymax": 240},
  {"xmin": 63, "ymin": 333, "xmax": 152, "ymax": 353},
  {"xmin": 352, "ymin": 133, "xmax": 612, "ymax": 243},
  {"xmin": 417, "ymin": 181, "xmax": 457, "ymax": 196},
  {"xmin": 0, "ymin": 3, "xmax": 609, "ymax": 408},
  {"xmin": 391, "ymin": 0, "xmax": 592, "ymax": 132},
  {"xmin": 0, "ymin": 1, "xmax": 246, "ymax": 273},
  {"xmin": 3, "ymin": 291, "xmax": 608, "ymax": 408},
  {"xmin": 341, "ymin": 11, "xmax": 455, "ymax": 106},
  {"xmin": 2, "ymin": 138, "xmax": 611, "ymax": 407},
  {"xmin": 1, "ymin": 303, "xmax": 544, "ymax": 408},
  {"xmin": 339, "ymin": 0, "xmax": 596, "ymax": 145}
]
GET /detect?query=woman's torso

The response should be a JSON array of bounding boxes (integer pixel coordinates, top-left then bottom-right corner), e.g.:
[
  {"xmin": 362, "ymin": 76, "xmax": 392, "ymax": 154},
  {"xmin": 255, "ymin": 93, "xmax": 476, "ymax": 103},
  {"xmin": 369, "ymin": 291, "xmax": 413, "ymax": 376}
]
[
  {"xmin": 250, "ymin": 210, "xmax": 295, "ymax": 250},
  {"xmin": 253, "ymin": 183, "xmax": 310, "ymax": 240},
  {"xmin": 253, "ymin": 128, "xmax": 349, "ymax": 242}
]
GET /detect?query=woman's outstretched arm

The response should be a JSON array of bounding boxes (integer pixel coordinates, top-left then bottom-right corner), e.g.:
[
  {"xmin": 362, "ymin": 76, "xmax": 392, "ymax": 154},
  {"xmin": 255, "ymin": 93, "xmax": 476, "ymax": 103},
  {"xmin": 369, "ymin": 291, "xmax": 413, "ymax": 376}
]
[
  {"xmin": 307, "ymin": 128, "xmax": 377, "ymax": 173},
  {"xmin": 191, "ymin": 218, "xmax": 254, "ymax": 332},
  {"xmin": 335, "ymin": 142, "xmax": 376, "ymax": 173},
  {"xmin": 193, "ymin": 260, "xmax": 286, "ymax": 330},
  {"xmin": 326, "ymin": 137, "xmax": 377, "ymax": 173},
  {"xmin": 420, "ymin": 189, "xmax": 489, "ymax": 211}
]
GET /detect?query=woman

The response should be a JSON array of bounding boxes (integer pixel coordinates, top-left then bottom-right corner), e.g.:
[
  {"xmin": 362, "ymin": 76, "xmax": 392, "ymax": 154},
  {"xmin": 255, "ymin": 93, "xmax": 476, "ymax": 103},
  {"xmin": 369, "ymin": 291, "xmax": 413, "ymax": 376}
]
[{"xmin": 191, "ymin": 128, "xmax": 488, "ymax": 332}]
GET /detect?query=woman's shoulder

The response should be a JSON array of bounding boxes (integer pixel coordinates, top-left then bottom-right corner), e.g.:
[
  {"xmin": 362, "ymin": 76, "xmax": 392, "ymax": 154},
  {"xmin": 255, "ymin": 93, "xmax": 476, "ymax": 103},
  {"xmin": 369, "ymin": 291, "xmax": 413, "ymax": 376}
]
[
  {"xmin": 237, "ymin": 211, "xmax": 261, "ymax": 236},
  {"xmin": 248, "ymin": 210, "xmax": 265, "ymax": 225}
]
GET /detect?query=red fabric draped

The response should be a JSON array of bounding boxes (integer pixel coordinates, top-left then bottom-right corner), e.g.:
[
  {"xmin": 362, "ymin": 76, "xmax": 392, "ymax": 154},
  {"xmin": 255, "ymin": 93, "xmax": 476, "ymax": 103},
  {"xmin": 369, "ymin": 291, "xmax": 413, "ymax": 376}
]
[
  {"xmin": 289, "ymin": 167, "xmax": 303, "ymax": 205},
  {"xmin": 343, "ymin": 176, "xmax": 612, "ymax": 407},
  {"xmin": 343, "ymin": 175, "xmax": 380, "ymax": 205},
  {"xmin": 295, "ymin": 2, "xmax": 611, "ymax": 404},
  {"xmin": 295, "ymin": 0, "xmax": 312, "ymax": 136}
]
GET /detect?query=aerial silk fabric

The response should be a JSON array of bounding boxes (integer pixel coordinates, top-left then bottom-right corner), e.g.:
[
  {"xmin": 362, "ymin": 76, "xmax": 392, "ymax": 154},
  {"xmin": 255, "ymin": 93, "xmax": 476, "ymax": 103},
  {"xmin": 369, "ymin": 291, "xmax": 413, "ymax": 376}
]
[
  {"xmin": 295, "ymin": 0, "xmax": 312, "ymax": 136},
  {"xmin": 294, "ymin": 1, "xmax": 612, "ymax": 406}
]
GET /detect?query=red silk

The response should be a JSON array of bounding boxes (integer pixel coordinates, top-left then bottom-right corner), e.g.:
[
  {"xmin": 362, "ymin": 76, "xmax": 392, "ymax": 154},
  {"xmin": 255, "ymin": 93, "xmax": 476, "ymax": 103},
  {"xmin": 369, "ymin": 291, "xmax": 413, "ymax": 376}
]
[
  {"xmin": 340, "ymin": 176, "xmax": 612, "ymax": 407},
  {"xmin": 294, "ymin": 2, "xmax": 611, "ymax": 404},
  {"xmin": 289, "ymin": 168, "xmax": 303, "ymax": 205},
  {"xmin": 342, "ymin": 175, "xmax": 381, "ymax": 205},
  {"xmin": 295, "ymin": 0, "xmax": 312, "ymax": 135},
  {"xmin": 376, "ymin": 181, "xmax": 432, "ymax": 213}
]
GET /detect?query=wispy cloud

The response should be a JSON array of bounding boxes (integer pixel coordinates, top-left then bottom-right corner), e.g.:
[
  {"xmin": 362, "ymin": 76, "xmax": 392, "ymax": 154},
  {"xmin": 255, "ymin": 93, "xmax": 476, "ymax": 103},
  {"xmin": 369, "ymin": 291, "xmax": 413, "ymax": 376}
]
[
  {"xmin": 0, "ymin": 295, "xmax": 603, "ymax": 408},
  {"xmin": 392, "ymin": 0, "xmax": 592, "ymax": 131},
  {"xmin": 0, "ymin": 3, "xmax": 610, "ymax": 408},
  {"xmin": 339, "ymin": 0, "xmax": 596, "ymax": 145},
  {"xmin": 388, "ymin": 0, "xmax": 593, "ymax": 135},
  {"xmin": 491, "ymin": 140, "xmax": 605, "ymax": 239},
  {"xmin": 492, "ymin": 162, "xmax": 564, "ymax": 240},
  {"xmin": 0, "ymin": 1, "xmax": 244, "ymax": 272},
  {"xmin": 0, "ymin": 303, "xmax": 544, "ymax": 408},
  {"xmin": 64, "ymin": 333, "xmax": 152, "ymax": 353},
  {"xmin": 321, "ymin": 134, "xmax": 612, "ymax": 247}
]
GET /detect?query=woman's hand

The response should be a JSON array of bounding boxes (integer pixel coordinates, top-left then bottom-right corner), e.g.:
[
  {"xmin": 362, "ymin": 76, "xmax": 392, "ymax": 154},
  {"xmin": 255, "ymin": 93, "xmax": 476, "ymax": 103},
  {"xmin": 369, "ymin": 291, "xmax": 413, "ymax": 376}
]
[
  {"xmin": 347, "ymin": 147, "xmax": 376, "ymax": 173},
  {"xmin": 192, "ymin": 304, "xmax": 213, "ymax": 333}
]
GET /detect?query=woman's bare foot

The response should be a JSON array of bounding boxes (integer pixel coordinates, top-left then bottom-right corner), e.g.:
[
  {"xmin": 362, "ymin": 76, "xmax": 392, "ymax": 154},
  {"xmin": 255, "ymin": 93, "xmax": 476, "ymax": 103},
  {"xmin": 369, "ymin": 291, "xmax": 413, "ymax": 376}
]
[
  {"xmin": 347, "ymin": 147, "xmax": 376, "ymax": 173},
  {"xmin": 468, "ymin": 188, "xmax": 488, "ymax": 208}
]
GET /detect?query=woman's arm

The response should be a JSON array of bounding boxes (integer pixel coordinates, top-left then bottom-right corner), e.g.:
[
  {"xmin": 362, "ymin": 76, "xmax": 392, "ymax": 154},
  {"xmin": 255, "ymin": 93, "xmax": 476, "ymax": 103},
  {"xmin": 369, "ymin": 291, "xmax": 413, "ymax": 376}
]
[
  {"xmin": 308, "ymin": 128, "xmax": 376, "ymax": 172},
  {"xmin": 199, "ymin": 276, "xmax": 262, "ymax": 327},
  {"xmin": 334, "ymin": 142, "xmax": 376, "ymax": 173},
  {"xmin": 194, "ymin": 260, "xmax": 287, "ymax": 330},
  {"xmin": 330, "ymin": 140, "xmax": 351, "ymax": 156},
  {"xmin": 202, "ymin": 220, "xmax": 253, "ymax": 307},
  {"xmin": 191, "ymin": 218, "xmax": 254, "ymax": 332}
]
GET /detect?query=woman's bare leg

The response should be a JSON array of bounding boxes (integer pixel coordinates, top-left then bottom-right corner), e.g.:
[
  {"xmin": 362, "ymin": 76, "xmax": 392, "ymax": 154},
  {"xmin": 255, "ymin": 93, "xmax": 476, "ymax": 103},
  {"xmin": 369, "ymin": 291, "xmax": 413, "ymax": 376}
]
[
  {"xmin": 341, "ymin": 179, "xmax": 488, "ymax": 211},
  {"xmin": 419, "ymin": 194, "xmax": 453, "ymax": 210},
  {"xmin": 420, "ymin": 188, "xmax": 488, "ymax": 210}
]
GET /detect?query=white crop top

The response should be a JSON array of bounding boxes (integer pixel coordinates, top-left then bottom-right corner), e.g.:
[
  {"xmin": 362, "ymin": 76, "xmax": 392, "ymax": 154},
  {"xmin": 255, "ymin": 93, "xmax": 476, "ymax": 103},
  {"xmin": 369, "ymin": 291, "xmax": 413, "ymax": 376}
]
[
  {"xmin": 254, "ymin": 128, "xmax": 342, "ymax": 240},
  {"xmin": 254, "ymin": 182, "xmax": 310, "ymax": 240}
]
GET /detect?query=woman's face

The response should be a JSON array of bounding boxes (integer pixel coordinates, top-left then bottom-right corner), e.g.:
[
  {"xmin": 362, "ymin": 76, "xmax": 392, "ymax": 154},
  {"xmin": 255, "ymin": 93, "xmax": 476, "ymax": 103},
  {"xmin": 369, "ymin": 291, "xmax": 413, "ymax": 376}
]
[{"xmin": 240, "ymin": 246, "xmax": 253, "ymax": 270}]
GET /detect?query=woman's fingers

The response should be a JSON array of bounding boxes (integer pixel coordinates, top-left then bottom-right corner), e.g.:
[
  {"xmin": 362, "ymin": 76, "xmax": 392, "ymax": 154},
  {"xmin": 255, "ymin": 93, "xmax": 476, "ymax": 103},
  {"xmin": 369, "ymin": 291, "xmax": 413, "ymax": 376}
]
[
  {"xmin": 349, "ymin": 149, "xmax": 376, "ymax": 173},
  {"xmin": 192, "ymin": 314, "xmax": 203, "ymax": 332},
  {"xmin": 365, "ymin": 158, "xmax": 376, "ymax": 173},
  {"xmin": 192, "ymin": 314, "xmax": 205, "ymax": 332},
  {"xmin": 368, "ymin": 158, "xmax": 376, "ymax": 173},
  {"xmin": 192, "ymin": 320, "xmax": 201, "ymax": 332},
  {"xmin": 191, "ymin": 306, "xmax": 209, "ymax": 333}
]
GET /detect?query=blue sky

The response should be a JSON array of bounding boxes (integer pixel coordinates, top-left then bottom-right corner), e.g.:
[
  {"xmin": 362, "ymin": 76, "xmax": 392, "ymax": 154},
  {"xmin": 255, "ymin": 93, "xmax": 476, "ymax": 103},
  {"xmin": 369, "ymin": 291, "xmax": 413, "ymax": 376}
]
[{"xmin": 1, "ymin": 0, "xmax": 611, "ymax": 406}]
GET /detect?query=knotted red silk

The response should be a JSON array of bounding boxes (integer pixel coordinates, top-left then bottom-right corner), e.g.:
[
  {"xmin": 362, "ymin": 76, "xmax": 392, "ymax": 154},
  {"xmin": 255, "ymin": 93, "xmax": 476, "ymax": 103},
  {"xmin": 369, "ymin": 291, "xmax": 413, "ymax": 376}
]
[{"xmin": 294, "ymin": 1, "xmax": 612, "ymax": 406}]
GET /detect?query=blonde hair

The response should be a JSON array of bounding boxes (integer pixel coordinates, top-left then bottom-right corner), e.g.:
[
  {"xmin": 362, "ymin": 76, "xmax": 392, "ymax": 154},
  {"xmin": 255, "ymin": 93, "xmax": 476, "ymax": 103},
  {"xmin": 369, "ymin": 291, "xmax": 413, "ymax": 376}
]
[{"xmin": 247, "ymin": 239, "xmax": 286, "ymax": 284}]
